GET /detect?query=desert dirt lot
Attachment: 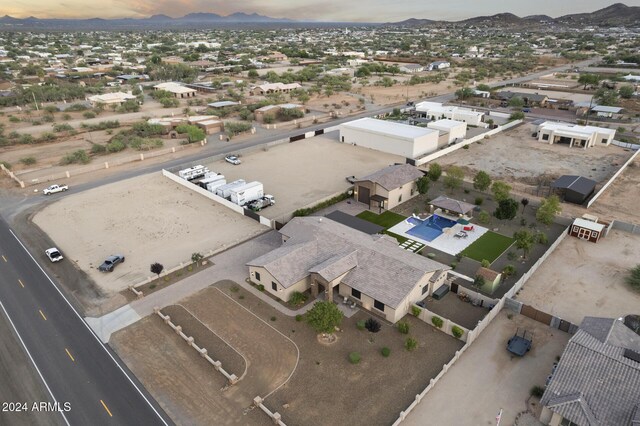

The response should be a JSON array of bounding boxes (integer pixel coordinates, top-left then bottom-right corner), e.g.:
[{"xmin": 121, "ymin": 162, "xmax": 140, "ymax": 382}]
[
  {"xmin": 435, "ymin": 123, "xmax": 632, "ymax": 185},
  {"xmin": 588, "ymin": 159, "xmax": 640, "ymax": 223},
  {"xmin": 516, "ymin": 229, "xmax": 640, "ymax": 325},
  {"xmin": 205, "ymin": 133, "xmax": 403, "ymax": 222},
  {"xmin": 32, "ymin": 173, "xmax": 267, "ymax": 294},
  {"xmin": 403, "ymin": 310, "xmax": 570, "ymax": 426}
]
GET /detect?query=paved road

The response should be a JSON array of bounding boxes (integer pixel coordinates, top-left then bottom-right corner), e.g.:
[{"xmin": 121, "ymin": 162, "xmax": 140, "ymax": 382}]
[{"xmin": 0, "ymin": 217, "xmax": 173, "ymax": 425}]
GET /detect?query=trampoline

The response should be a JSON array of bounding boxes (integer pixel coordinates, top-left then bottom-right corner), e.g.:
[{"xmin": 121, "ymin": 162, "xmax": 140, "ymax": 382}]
[{"xmin": 406, "ymin": 215, "xmax": 458, "ymax": 242}]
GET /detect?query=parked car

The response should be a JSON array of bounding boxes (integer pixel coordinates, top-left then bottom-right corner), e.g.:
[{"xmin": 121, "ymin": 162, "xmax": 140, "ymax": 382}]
[
  {"xmin": 45, "ymin": 247, "xmax": 64, "ymax": 262},
  {"xmin": 522, "ymin": 107, "xmax": 531, "ymax": 113},
  {"xmin": 43, "ymin": 184, "xmax": 68, "ymax": 195},
  {"xmin": 225, "ymin": 155, "xmax": 241, "ymax": 165},
  {"xmin": 98, "ymin": 254, "xmax": 125, "ymax": 272}
]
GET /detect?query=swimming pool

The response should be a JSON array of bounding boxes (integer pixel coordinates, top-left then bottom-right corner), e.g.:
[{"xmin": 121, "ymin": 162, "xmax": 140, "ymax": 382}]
[{"xmin": 406, "ymin": 215, "xmax": 458, "ymax": 242}]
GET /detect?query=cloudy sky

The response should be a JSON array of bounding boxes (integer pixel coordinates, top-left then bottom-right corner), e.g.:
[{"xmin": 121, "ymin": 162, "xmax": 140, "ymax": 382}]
[{"xmin": 3, "ymin": 0, "xmax": 639, "ymax": 21}]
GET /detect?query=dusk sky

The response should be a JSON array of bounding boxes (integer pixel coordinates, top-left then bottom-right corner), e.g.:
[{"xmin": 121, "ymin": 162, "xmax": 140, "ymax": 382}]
[{"xmin": 2, "ymin": 0, "xmax": 639, "ymax": 21}]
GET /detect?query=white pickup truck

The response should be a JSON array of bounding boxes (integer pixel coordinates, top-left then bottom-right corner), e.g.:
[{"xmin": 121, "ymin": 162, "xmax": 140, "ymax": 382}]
[{"xmin": 43, "ymin": 184, "xmax": 69, "ymax": 195}]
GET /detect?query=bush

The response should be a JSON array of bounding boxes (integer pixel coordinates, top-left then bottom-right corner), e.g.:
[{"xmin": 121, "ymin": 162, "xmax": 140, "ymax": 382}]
[
  {"xmin": 288, "ymin": 291, "xmax": 308, "ymax": 307},
  {"xmin": 225, "ymin": 121, "xmax": 253, "ymax": 136},
  {"xmin": 530, "ymin": 385, "xmax": 545, "ymax": 398},
  {"xmin": 356, "ymin": 319, "xmax": 366, "ymax": 330},
  {"xmin": 627, "ymin": 264, "xmax": 640, "ymax": 291},
  {"xmin": 397, "ymin": 321, "xmax": 410, "ymax": 334},
  {"xmin": 481, "ymin": 259, "xmax": 490, "ymax": 268},
  {"xmin": 270, "ymin": 316, "xmax": 277, "ymax": 322},
  {"xmin": 411, "ymin": 305, "xmax": 421, "ymax": 317},
  {"xmin": 349, "ymin": 352, "xmax": 361, "ymax": 364},
  {"xmin": 60, "ymin": 150, "xmax": 90, "ymax": 165},
  {"xmin": 0, "ymin": 161, "xmax": 11, "ymax": 170},
  {"xmin": 19, "ymin": 134, "xmax": 35, "ymax": 145},
  {"xmin": 405, "ymin": 337, "xmax": 418, "ymax": 351},
  {"xmin": 9, "ymin": 116, "xmax": 20, "ymax": 123},
  {"xmin": 20, "ymin": 156, "xmax": 36, "ymax": 166},
  {"xmin": 257, "ymin": 284, "xmax": 265, "ymax": 291},
  {"xmin": 295, "ymin": 314, "xmax": 303, "ymax": 322},
  {"xmin": 431, "ymin": 316, "xmax": 443, "ymax": 328},
  {"xmin": 128, "ymin": 137, "xmax": 163, "ymax": 151},
  {"xmin": 38, "ymin": 132, "xmax": 57, "ymax": 142},
  {"xmin": 475, "ymin": 197, "xmax": 484, "ymax": 205},
  {"xmin": 83, "ymin": 111, "xmax": 96, "ymax": 119},
  {"xmin": 381, "ymin": 347, "xmax": 391, "ymax": 357},
  {"xmin": 106, "ymin": 139, "xmax": 126, "ymax": 153},
  {"xmin": 537, "ymin": 232, "xmax": 548, "ymax": 245},
  {"xmin": 91, "ymin": 144, "xmax": 107, "ymax": 154},
  {"xmin": 53, "ymin": 123, "xmax": 74, "ymax": 133},
  {"xmin": 293, "ymin": 191, "xmax": 350, "ymax": 217},
  {"xmin": 67, "ymin": 103, "xmax": 88, "ymax": 112},
  {"xmin": 451, "ymin": 326, "xmax": 464, "ymax": 339},
  {"xmin": 365, "ymin": 317, "xmax": 381, "ymax": 333},
  {"xmin": 427, "ymin": 253, "xmax": 436, "ymax": 259}
]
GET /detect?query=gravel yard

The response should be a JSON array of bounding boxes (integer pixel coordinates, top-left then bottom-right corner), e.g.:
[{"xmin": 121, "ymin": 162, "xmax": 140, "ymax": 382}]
[
  {"xmin": 32, "ymin": 173, "xmax": 267, "ymax": 294},
  {"xmin": 204, "ymin": 133, "xmax": 403, "ymax": 222},
  {"xmin": 435, "ymin": 123, "xmax": 631, "ymax": 185}
]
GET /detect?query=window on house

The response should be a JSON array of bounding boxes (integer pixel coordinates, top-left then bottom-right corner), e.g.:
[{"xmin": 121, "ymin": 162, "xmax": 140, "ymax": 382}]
[
  {"xmin": 374, "ymin": 299, "xmax": 385, "ymax": 312},
  {"xmin": 422, "ymin": 285, "xmax": 429, "ymax": 295},
  {"xmin": 255, "ymin": 271, "xmax": 261, "ymax": 281},
  {"xmin": 560, "ymin": 418, "xmax": 578, "ymax": 426},
  {"xmin": 398, "ymin": 194, "xmax": 402, "ymax": 202},
  {"xmin": 351, "ymin": 288, "xmax": 361, "ymax": 299},
  {"xmin": 542, "ymin": 134, "xmax": 550, "ymax": 141},
  {"xmin": 601, "ymin": 138, "xmax": 607, "ymax": 144},
  {"xmin": 272, "ymin": 282, "xmax": 277, "ymax": 291}
]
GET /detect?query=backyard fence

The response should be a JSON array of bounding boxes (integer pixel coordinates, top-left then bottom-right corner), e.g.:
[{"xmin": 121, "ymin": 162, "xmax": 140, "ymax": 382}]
[
  {"xmin": 611, "ymin": 219, "xmax": 640, "ymax": 235},
  {"xmin": 587, "ymin": 147, "xmax": 640, "ymax": 208},
  {"xmin": 414, "ymin": 305, "xmax": 471, "ymax": 342},
  {"xmin": 413, "ymin": 119, "xmax": 523, "ymax": 166},
  {"xmin": 0, "ymin": 163, "xmax": 25, "ymax": 188}
]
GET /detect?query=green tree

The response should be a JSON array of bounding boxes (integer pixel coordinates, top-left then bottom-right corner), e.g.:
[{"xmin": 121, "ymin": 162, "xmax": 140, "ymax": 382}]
[
  {"xmin": 514, "ymin": 229, "xmax": 535, "ymax": 259},
  {"xmin": 536, "ymin": 195, "xmax": 561, "ymax": 225},
  {"xmin": 626, "ymin": 264, "xmax": 640, "ymax": 291},
  {"xmin": 150, "ymin": 262, "xmax": 164, "ymax": 278},
  {"xmin": 248, "ymin": 69, "xmax": 259, "ymax": 78},
  {"xmin": 618, "ymin": 85, "xmax": 634, "ymax": 99},
  {"xmin": 594, "ymin": 88, "xmax": 618, "ymax": 106},
  {"xmin": 427, "ymin": 163, "xmax": 442, "ymax": 182},
  {"xmin": 508, "ymin": 96, "xmax": 525, "ymax": 108},
  {"xmin": 478, "ymin": 210, "xmax": 491, "ymax": 225},
  {"xmin": 416, "ymin": 176, "xmax": 430, "ymax": 195},
  {"xmin": 521, "ymin": 198, "xmax": 529, "ymax": 213},
  {"xmin": 473, "ymin": 171, "xmax": 492, "ymax": 191},
  {"xmin": 578, "ymin": 73, "xmax": 600, "ymax": 90},
  {"xmin": 494, "ymin": 198, "xmax": 518, "ymax": 221},
  {"xmin": 476, "ymin": 84, "xmax": 491, "ymax": 92},
  {"xmin": 502, "ymin": 264, "xmax": 516, "ymax": 280},
  {"xmin": 491, "ymin": 181, "xmax": 512, "ymax": 202},
  {"xmin": 455, "ymin": 87, "xmax": 475, "ymax": 100},
  {"xmin": 443, "ymin": 166, "xmax": 464, "ymax": 193},
  {"xmin": 306, "ymin": 301, "xmax": 343, "ymax": 334},
  {"xmin": 474, "ymin": 274, "xmax": 486, "ymax": 288},
  {"xmin": 509, "ymin": 111, "xmax": 525, "ymax": 121}
]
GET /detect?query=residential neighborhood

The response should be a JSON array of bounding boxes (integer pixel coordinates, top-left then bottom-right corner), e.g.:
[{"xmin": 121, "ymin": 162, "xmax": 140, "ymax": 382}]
[{"xmin": 0, "ymin": 2, "xmax": 639, "ymax": 426}]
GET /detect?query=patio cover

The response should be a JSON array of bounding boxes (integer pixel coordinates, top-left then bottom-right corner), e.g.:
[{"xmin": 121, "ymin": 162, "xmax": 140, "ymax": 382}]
[{"xmin": 429, "ymin": 195, "xmax": 475, "ymax": 215}]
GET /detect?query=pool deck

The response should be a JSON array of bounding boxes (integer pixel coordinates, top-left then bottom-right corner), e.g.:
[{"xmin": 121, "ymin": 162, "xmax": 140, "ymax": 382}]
[{"xmin": 388, "ymin": 216, "xmax": 488, "ymax": 255}]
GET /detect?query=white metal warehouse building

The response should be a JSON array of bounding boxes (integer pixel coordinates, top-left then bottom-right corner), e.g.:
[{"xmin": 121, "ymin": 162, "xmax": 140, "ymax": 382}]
[
  {"xmin": 339, "ymin": 118, "xmax": 440, "ymax": 159},
  {"xmin": 427, "ymin": 119, "xmax": 467, "ymax": 144}
]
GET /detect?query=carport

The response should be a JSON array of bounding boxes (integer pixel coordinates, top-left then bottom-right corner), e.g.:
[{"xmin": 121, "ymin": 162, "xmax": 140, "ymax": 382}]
[{"xmin": 551, "ymin": 175, "xmax": 597, "ymax": 205}]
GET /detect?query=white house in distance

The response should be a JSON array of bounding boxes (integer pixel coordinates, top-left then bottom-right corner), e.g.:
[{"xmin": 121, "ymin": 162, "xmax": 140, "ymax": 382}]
[
  {"xmin": 153, "ymin": 82, "xmax": 197, "ymax": 98},
  {"xmin": 428, "ymin": 61, "xmax": 451, "ymax": 70},
  {"xmin": 339, "ymin": 118, "xmax": 440, "ymax": 159},
  {"xmin": 246, "ymin": 216, "xmax": 450, "ymax": 323},
  {"xmin": 415, "ymin": 101, "xmax": 485, "ymax": 126},
  {"xmin": 427, "ymin": 119, "xmax": 467, "ymax": 144},
  {"xmin": 536, "ymin": 121, "xmax": 616, "ymax": 148},
  {"xmin": 249, "ymin": 82, "xmax": 302, "ymax": 96},
  {"xmin": 87, "ymin": 91, "xmax": 137, "ymax": 106}
]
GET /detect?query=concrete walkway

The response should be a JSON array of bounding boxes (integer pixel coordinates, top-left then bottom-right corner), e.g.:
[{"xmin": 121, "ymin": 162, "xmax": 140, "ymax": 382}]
[{"xmin": 85, "ymin": 305, "xmax": 141, "ymax": 343}]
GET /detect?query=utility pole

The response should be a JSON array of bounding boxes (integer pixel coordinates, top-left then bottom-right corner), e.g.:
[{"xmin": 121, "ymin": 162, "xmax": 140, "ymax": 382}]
[
  {"xmin": 584, "ymin": 94, "xmax": 594, "ymax": 126},
  {"xmin": 32, "ymin": 92, "xmax": 39, "ymax": 111}
]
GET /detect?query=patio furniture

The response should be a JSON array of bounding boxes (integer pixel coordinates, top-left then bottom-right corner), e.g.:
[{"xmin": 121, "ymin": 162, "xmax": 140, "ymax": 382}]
[
  {"xmin": 463, "ymin": 225, "xmax": 474, "ymax": 232},
  {"xmin": 343, "ymin": 296, "xmax": 349, "ymax": 304}
]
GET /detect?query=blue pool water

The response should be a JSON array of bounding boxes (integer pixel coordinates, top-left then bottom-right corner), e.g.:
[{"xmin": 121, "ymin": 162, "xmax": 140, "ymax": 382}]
[{"xmin": 406, "ymin": 215, "xmax": 458, "ymax": 242}]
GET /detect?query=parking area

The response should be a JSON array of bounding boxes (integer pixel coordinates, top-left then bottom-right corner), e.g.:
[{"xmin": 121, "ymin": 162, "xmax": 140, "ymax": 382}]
[
  {"xmin": 32, "ymin": 173, "xmax": 267, "ymax": 294},
  {"xmin": 203, "ymin": 133, "xmax": 403, "ymax": 222},
  {"xmin": 435, "ymin": 123, "xmax": 631, "ymax": 185},
  {"xmin": 403, "ymin": 310, "xmax": 570, "ymax": 426},
  {"xmin": 516, "ymin": 229, "xmax": 640, "ymax": 325}
]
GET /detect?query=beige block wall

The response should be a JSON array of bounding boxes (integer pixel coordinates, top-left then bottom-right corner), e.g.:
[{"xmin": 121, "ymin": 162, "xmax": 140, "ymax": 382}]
[{"xmin": 249, "ymin": 266, "xmax": 310, "ymax": 302}]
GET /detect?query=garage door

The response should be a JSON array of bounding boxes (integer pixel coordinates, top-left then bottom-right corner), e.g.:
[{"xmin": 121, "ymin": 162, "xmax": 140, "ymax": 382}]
[{"xmin": 357, "ymin": 186, "xmax": 370, "ymax": 204}]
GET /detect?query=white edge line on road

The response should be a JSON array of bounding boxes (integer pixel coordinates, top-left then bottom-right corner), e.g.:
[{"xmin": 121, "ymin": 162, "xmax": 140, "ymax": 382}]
[
  {"xmin": 0, "ymin": 298, "xmax": 71, "ymax": 426},
  {"xmin": 9, "ymin": 229, "xmax": 169, "ymax": 426}
]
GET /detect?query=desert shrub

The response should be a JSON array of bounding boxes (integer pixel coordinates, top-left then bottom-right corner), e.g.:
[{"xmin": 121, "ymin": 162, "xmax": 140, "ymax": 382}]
[
  {"xmin": 66, "ymin": 103, "xmax": 88, "ymax": 112},
  {"xmin": 91, "ymin": 144, "xmax": 107, "ymax": 154},
  {"xmin": 128, "ymin": 137, "xmax": 163, "ymax": 151},
  {"xmin": 38, "ymin": 132, "xmax": 57, "ymax": 142},
  {"xmin": 411, "ymin": 305, "xmax": 421, "ymax": 317},
  {"xmin": 293, "ymin": 191, "xmax": 350, "ymax": 217},
  {"xmin": 60, "ymin": 150, "xmax": 90, "ymax": 165},
  {"xmin": 405, "ymin": 337, "xmax": 418, "ymax": 351},
  {"xmin": 159, "ymin": 97, "xmax": 179, "ymax": 108},
  {"xmin": 83, "ymin": 111, "xmax": 96, "ymax": 119},
  {"xmin": 19, "ymin": 134, "xmax": 35, "ymax": 144},
  {"xmin": 381, "ymin": 347, "xmax": 391, "ymax": 357},
  {"xmin": 481, "ymin": 259, "xmax": 491, "ymax": 268},
  {"xmin": 530, "ymin": 385, "xmax": 545, "ymax": 398},
  {"xmin": 9, "ymin": 116, "xmax": 20, "ymax": 122},
  {"xmin": 0, "ymin": 161, "xmax": 11, "ymax": 169},
  {"xmin": 20, "ymin": 156, "xmax": 36, "ymax": 166},
  {"xmin": 627, "ymin": 264, "xmax": 640, "ymax": 291},
  {"xmin": 475, "ymin": 196, "xmax": 484, "ymax": 205},
  {"xmin": 450, "ymin": 261, "xmax": 458, "ymax": 269},
  {"xmin": 106, "ymin": 139, "xmax": 126, "ymax": 153},
  {"xmin": 288, "ymin": 291, "xmax": 308, "ymax": 307},
  {"xmin": 230, "ymin": 285, "xmax": 239, "ymax": 293},
  {"xmin": 537, "ymin": 232, "xmax": 548, "ymax": 245},
  {"xmin": 451, "ymin": 326, "xmax": 464, "ymax": 338},
  {"xmin": 397, "ymin": 321, "xmax": 410, "ymax": 334},
  {"xmin": 427, "ymin": 253, "xmax": 436, "ymax": 259},
  {"xmin": 295, "ymin": 314, "xmax": 303, "ymax": 322},
  {"xmin": 257, "ymin": 284, "xmax": 265, "ymax": 291},
  {"xmin": 365, "ymin": 317, "xmax": 381, "ymax": 333},
  {"xmin": 86, "ymin": 120, "xmax": 120, "ymax": 131},
  {"xmin": 356, "ymin": 319, "xmax": 366, "ymax": 330},
  {"xmin": 270, "ymin": 316, "xmax": 276, "ymax": 322},
  {"xmin": 225, "ymin": 121, "xmax": 252, "ymax": 136},
  {"xmin": 53, "ymin": 123, "xmax": 74, "ymax": 133},
  {"xmin": 431, "ymin": 316, "xmax": 443, "ymax": 328},
  {"xmin": 349, "ymin": 352, "xmax": 361, "ymax": 364}
]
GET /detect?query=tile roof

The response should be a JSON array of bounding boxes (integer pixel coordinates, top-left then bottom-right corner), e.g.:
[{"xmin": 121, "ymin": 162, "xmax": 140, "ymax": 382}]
[
  {"xmin": 247, "ymin": 217, "xmax": 447, "ymax": 309},
  {"xmin": 355, "ymin": 164, "xmax": 424, "ymax": 191},
  {"xmin": 429, "ymin": 195, "xmax": 475, "ymax": 215},
  {"xmin": 541, "ymin": 317, "xmax": 640, "ymax": 426}
]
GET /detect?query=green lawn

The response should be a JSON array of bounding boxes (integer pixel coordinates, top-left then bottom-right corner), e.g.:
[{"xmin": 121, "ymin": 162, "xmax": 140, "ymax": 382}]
[
  {"xmin": 460, "ymin": 231, "xmax": 515, "ymax": 264},
  {"xmin": 356, "ymin": 211, "xmax": 407, "ymax": 229}
]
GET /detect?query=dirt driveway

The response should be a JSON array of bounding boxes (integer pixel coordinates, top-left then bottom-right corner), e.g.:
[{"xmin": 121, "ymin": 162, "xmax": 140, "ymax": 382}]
[
  {"xmin": 436, "ymin": 123, "xmax": 631, "ymax": 185},
  {"xmin": 403, "ymin": 310, "xmax": 570, "ymax": 426},
  {"xmin": 516, "ymin": 230, "xmax": 640, "ymax": 325}
]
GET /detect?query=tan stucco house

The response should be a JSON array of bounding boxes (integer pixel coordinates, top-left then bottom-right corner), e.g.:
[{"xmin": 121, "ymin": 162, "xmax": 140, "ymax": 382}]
[
  {"xmin": 353, "ymin": 164, "xmax": 424, "ymax": 211},
  {"xmin": 246, "ymin": 216, "xmax": 449, "ymax": 324}
]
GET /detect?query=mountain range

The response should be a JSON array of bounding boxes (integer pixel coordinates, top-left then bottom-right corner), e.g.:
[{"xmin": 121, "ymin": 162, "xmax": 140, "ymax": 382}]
[{"xmin": 0, "ymin": 3, "xmax": 638, "ymax": 30}]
